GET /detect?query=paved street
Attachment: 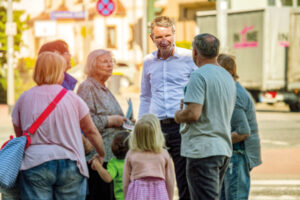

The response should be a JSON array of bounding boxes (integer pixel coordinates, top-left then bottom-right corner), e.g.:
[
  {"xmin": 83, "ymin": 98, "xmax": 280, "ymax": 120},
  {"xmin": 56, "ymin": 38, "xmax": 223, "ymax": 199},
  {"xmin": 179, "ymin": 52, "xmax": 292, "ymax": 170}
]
[{"xmin": 1, "ymin": 92, "xmax": 300, "ymax": 199}]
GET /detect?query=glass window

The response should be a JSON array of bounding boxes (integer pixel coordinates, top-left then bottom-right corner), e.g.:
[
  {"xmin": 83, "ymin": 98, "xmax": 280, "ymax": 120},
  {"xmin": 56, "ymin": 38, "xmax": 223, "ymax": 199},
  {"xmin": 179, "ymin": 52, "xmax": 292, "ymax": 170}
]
[{"xmin": 107, "ymin": 26, "xmax": 117, "ymax": 49}]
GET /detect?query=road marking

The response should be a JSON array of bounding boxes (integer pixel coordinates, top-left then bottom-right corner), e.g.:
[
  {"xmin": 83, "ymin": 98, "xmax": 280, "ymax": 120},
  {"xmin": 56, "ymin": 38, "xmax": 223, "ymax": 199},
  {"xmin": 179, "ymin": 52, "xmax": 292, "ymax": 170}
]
[
  {"xmin": 261, "ymin": 139, "xmax": 289, "ymax": 146},
  {"xmin": 252, "ymin": 180, "xmax": 300, "ymax": 185},
  {"xmin": 251, "ymin": 195, "xmax": 300, "ymax": 200}
]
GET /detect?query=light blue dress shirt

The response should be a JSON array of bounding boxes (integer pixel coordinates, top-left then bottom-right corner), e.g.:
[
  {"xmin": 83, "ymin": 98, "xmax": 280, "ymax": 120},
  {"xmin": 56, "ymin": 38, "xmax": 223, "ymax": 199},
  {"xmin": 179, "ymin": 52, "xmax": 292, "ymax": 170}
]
[{"xmin": 138, "ymin": 47, "xmax": 197, "ymax": 119}]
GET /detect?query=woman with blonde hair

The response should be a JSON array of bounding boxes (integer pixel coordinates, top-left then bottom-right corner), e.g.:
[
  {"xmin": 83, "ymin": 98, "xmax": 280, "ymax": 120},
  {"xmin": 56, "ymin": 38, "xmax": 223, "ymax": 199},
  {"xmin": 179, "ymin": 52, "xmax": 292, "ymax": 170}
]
[
  {"xmin": 7, "ymin": 52, "xmax": 105, "ymax": 200},
  {"xmin": 123, "ymin": 114, "xmax": 175, "ymax": 200}
]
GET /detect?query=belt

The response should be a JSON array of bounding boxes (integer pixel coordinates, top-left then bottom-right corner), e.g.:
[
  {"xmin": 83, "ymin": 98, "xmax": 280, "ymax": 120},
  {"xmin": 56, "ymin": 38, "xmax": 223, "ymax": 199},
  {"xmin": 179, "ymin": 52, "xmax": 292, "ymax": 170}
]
[{"xmin": 160, "ymin": 118, "xmax": 175, "ymax": 124}]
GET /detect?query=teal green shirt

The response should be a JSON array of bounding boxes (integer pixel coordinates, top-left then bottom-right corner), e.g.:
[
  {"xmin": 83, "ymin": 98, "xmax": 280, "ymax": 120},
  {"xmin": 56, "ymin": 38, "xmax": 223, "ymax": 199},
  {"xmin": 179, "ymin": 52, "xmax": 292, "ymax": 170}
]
[
  {"xmin": 107, "ymin": 158, "xmax": 125, "ymax": 200},
  {"xmin": 181, "ymin": 64, "xmax": 236, "ymax": 159}
]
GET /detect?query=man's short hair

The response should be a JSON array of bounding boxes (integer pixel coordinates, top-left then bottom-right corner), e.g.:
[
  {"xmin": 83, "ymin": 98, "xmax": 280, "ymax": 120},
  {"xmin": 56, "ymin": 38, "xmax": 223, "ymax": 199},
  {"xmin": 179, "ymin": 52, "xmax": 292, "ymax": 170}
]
[
  {"xmin": 33, "ymin": 52, "xmax": 66, "ymax": 85},
  {"xmin": 38, "ymin": 40, "xmax": 69, "ymax": 55},
  {"xmin": 193, "ymin": 33, "xmax": 220, "ymax": 59},
  {"xmin": 150, "ymin": 16, "xmax": 175, "ymax": 34}
]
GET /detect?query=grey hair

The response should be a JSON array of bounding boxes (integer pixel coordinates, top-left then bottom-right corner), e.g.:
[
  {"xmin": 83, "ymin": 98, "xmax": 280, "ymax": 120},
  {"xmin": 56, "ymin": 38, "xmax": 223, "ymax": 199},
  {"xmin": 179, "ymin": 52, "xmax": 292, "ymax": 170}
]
[
  {"xmin": 84, "ymin": 49, "xmax": 111, "ymax": 76},
  {"xmin": 150, "ymin": 16, "xmax": 175, "ymax": 34},
  {"xmin": 192, "ymin": 33, "xmax": 220, "ymax": 59}
]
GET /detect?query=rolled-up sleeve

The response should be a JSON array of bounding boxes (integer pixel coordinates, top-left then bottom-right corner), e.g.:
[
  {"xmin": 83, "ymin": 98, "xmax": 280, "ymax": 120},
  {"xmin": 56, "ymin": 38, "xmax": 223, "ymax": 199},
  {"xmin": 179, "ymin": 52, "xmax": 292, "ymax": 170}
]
[{"xmin": 231, "ymin": 107, "xmax": 251, "ymax": 135}]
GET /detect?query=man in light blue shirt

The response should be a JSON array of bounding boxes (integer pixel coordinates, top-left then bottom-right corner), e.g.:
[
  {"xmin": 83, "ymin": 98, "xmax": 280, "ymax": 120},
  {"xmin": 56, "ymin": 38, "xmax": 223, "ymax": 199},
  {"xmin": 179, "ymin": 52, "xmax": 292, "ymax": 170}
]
[
  {"xmin": 175, "ymin": 33, "xmax": 236, "ymax": 200},
  {"xmin": 138, "ymin": 16, "xmax": 197, "ymax": 200}
]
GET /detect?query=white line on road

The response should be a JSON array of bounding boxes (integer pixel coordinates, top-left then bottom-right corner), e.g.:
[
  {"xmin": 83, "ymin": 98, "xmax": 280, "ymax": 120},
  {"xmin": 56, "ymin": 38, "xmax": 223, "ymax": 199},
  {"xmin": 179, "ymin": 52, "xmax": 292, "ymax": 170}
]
[
  {"xmin": 261, "ymin": 139, "xmax": 289, "ymax": 146},
  {"xmin": 251, "ymin": 195, "xmax": 300, "ymax": 200},
  {"xmin": 252, "ymin": 180, "xmax": 300, "ymax": 185}
]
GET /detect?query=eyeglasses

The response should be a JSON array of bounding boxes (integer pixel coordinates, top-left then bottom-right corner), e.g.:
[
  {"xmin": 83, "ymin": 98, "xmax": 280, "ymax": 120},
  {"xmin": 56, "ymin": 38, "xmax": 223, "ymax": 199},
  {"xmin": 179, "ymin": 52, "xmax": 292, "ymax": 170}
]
[{"xmin": 98, "ymin": 58, "xmax": 116, "ymax": 64}]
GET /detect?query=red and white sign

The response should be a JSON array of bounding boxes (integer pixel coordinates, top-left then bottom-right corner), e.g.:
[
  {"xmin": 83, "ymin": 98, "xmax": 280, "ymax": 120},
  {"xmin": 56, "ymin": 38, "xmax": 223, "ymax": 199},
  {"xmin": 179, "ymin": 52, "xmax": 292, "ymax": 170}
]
[{"xmin": 96, "ymin": 0, "xmax": 115, "ymax": 17}]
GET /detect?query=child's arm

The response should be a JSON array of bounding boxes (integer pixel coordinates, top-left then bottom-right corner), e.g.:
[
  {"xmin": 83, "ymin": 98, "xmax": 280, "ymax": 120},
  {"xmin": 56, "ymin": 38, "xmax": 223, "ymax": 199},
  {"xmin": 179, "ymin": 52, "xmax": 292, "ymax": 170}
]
[
  {"xmin": 123, "ymin": 151, "xmax": 131, "ymax": 198},
  {"xmin": 91, "ymin": 158, "xmax": 113, "ymax": 183},
  {"xmin": 165, "ymin": 152, "xmax": 175, "ymax": 200}
]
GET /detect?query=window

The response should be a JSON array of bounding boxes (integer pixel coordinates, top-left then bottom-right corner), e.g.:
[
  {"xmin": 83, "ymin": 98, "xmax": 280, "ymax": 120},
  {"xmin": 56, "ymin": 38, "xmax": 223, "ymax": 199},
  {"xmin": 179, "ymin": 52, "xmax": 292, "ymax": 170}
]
[
  {"xmin": 128, "ymin": 24, "xmax": 134, "ymax": 50},
  {"xmin": 107, "ymin": 26, "xmax": 117, "ymax": 49}
]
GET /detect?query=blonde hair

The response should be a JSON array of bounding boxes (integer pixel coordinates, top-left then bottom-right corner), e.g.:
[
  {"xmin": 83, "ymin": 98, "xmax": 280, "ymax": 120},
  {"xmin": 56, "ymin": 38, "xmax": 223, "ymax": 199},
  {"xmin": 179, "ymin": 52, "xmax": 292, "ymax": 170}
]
[
  {"xmin": 129, "ymin": 114, "xmax": 165, "ymax": 153},
  {"xmin": 33, "ymin": 52, "xmax": 66, "ymax": 85},
  {"xmin": 217, "ymin": 53, "xmax": 239, "ymax": 81},
  {"xmin": 150, "ymin": 16, "xmax": 175, "ymax": 35},
  {"xmin": 84, "ymin": 49, "xmax": 111, "ymax": 76}
]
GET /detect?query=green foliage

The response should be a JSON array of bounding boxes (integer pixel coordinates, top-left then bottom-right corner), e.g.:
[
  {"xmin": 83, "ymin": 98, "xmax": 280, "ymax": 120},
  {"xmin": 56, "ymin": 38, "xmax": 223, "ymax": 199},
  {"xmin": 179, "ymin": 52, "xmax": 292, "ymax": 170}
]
[
  {"xmin": 0, "ymin": 7, "xmax": 29, "ymax": 67},
  {"xmin": 0, "ymin": 6, "xmax": 29, "ymax": 103},
  {"xmin": 15, "ymin": 57, "xmax": 36, "ymax": 101},
  {"xmin": 175, "ymin": 41, "xmax": 192, "ymax": 50}
]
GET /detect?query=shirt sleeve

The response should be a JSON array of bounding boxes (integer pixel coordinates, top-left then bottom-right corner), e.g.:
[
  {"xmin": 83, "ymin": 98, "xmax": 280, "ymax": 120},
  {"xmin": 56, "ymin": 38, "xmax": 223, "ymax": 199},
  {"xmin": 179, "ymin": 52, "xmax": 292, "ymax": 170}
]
[
  {"xmin": 164, "ymin": 150, "xmax": 175, "ymax": 200},
  {"xmin": 123, "ymin": 151, "xmax": 132, "ymax": 198},
  {"xmin": 184, "ymin": 72, "xmax": 205, "ymax": 105},
  {"xmin": 11, "ymin": 96, "xmax": 21, "ymax": 127},
  {"xmin": 70, "ymin": 92, "xmax": 89, "ymax": 120},
  {"xmin": 107, "ymin": 159, "xmax": 118, "ymax": 179},
  {"xmin": 231, "ymin": 107, "xmax": 251, "ymax": 135},
  {"xmin": 138, "ymin": 62, "xmax": 151, "ymax": 119},
  {"xmin": 77, "ymin": 83, "xmax": 109, "ymax": 132}
]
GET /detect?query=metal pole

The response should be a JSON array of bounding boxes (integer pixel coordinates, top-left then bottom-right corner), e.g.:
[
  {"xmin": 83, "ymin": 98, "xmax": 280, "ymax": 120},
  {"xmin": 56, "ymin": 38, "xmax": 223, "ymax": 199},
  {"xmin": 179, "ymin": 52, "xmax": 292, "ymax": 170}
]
[
  {"xmin": 216, "ymin": 0, "xmax": 228, "ymax": 52},
  {"xmin": 6, "ymin": 0, "xmax": 14, "ymax": 113},
  {"xmin": 292, "ymin": 0, "xmax": 297, "ymax": 8},
  {"xmin": 83, "ymin": 0, "xmax": 89, "ymax": 63},
  {"xmin": 142, "ymin": 0, "xmax": 147, "ymax": 56}
]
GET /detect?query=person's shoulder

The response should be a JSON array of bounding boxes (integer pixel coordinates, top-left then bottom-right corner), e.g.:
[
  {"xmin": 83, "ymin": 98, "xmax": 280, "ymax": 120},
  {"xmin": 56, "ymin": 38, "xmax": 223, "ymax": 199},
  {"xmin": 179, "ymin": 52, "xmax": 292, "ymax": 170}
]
[
  {"xmin": 77, "ymin": 78, "xmax": 94, "ymax": 91},
  {"xmin": 143, "ymin": 51, "xmax": 156, "ymax": 63},
  {"xmin": 161, "ymin": 149, "xmax": 171, "ymax": 158},
  {"xmin": 236, "ymin": 82, "xmax": 253, "ymax": 105},
  {"xmin": 176, "ymin": 46, "xmax": 192, "ymax": 54},
  {"xmin": 175, "ymin": 47, "xmax": 193, "ymax": 59}
]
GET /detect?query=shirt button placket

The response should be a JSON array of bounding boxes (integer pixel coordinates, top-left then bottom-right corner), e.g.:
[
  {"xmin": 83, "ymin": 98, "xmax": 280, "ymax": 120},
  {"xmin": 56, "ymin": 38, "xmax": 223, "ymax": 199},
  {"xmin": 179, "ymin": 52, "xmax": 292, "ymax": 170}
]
[{"xmin": 163, "ymin": 60, "xmax": 168, "ymax": 118}]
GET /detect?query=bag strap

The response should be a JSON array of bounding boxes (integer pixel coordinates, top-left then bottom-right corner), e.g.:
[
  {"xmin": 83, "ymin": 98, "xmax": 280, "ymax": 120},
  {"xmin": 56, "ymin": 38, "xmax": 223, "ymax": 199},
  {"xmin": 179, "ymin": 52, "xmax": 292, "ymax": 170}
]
[
  {"xmin": 23, "ymin": 88, "xmax": 67, "ymax": 148},
  {"xmin": 27, "ymin": 88, "xmax": 67, "ymax": 135}
]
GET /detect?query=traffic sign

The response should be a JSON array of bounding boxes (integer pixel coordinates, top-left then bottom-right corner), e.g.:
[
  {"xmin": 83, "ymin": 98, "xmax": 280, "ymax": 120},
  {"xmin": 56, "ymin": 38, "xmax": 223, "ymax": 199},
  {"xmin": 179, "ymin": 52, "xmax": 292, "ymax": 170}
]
[{"xmin": 96, "ymin": 0, "xmax": 115, "ymax": 17}]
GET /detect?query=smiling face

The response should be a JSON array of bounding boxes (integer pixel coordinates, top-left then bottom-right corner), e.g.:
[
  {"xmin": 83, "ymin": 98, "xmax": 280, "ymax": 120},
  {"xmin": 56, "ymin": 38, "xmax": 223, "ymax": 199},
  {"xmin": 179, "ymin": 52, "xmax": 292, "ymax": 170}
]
[
  {"xmin": 95, "ymin": 53, "xmax": 114, "ymax": 79},
  {"xmin": 150, "ymin": 26, "xmax": 175, "ymax": 58}
]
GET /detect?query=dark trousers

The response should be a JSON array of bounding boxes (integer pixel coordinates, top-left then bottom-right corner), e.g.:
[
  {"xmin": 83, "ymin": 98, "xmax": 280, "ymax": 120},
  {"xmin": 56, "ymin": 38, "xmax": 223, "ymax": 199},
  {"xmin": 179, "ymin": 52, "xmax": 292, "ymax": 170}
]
[
  {"xmin": 160, "ymin": 119, "xmax": 190, "ymax": 200},
  {"xmin": 186, "ymin": 156, "xmax": 230, "ymax": 200},
  {"xmin": 86, "ymin": 162, "xmax": 114, "ymax": 200}
]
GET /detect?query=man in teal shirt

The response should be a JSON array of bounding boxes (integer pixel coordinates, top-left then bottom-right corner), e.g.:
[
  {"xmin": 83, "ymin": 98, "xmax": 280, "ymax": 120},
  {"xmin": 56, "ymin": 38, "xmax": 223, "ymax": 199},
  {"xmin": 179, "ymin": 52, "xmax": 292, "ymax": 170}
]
[{"xmin": 175, "ymin": 33, "xmax": 236, "ymax": 200}]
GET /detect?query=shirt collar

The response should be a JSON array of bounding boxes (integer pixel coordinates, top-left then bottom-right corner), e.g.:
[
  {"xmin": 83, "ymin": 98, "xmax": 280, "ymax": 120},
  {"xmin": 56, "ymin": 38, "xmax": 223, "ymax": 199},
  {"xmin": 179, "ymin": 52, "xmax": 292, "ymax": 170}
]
[
  {"xmin": 153, "ymin": 46, "xmax": 179, "ymax": 60},
  {"xmin": 88, "ymin": 77, "xmax": 109, "ymax": 91},
  {"xmin": 62, "ymin": 73, "xmax": 77, "ymax": 91}
]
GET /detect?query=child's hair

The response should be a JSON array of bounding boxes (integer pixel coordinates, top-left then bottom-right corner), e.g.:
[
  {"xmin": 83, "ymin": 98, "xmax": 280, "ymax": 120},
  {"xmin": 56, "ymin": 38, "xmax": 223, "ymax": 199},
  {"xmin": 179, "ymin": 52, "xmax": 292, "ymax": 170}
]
[
  {"xmin": 129, "ymin": 113, "xmax": 165, "ymax": 153},
  {"xmin": 111, "ymin": 131, "xmax": 130, "ymax": 159}
]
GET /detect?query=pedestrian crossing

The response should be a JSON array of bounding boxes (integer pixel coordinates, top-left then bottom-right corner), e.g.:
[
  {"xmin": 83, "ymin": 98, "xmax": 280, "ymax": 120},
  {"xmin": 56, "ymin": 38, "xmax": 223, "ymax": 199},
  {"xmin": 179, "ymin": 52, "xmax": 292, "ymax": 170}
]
[{"xmin": 250, "ymin": 180, "xmax": 300, "ymax": 200}]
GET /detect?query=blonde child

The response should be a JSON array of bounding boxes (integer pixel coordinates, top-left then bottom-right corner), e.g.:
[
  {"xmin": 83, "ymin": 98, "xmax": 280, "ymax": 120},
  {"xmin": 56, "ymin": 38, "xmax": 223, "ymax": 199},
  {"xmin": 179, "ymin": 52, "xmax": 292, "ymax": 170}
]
[
  {"xmin": 91, "ymin": 131, "xmax": 130, "ymax": 200},
  {"xmin": 123, "ymin": 113, "xmax": 175, "ymax": 200}
]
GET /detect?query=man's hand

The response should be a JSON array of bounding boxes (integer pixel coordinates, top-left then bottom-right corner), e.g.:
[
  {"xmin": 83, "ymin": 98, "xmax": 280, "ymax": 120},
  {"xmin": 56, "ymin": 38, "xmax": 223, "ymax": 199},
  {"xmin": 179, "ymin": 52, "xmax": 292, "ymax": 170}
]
[
  {"xmin": 180, "ymin": 99, "xmax": 184, "ymax": 110},
  {"xmin": 174, "ymin": 110, "xmax": 182, "ymax": 124}
]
